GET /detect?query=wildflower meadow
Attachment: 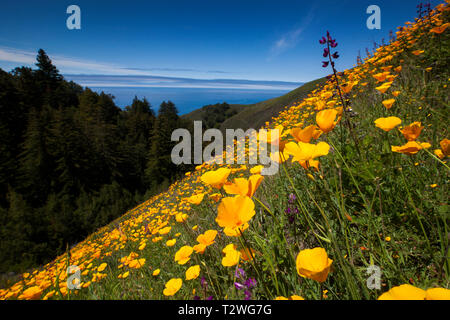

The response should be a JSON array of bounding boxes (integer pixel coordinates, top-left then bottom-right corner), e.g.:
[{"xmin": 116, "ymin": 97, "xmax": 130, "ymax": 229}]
[{"xmin": 1, "ymin": 1, "xmax": 449, "ymax": 301}]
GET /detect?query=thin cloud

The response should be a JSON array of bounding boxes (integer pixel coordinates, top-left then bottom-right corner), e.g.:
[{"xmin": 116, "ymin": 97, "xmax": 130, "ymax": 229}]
[
  {"xmin": 0, "ymin": 47, "xmax": 233, "ymax": 76},
  {"xmin": 0, "ymin": 46, "xmax": 148, "ymax": 75},
  {"xmin": 0, "ymin": 46, "xmax": 302, "ymax": 89},
  {"xmin": 64, "ymin": 74, "xmax": 302, "ymax": 90},
  {"xmin": 124, "ymin": 67, "xmax": 233, "ymax": 74},
  {"xmin": 268, "ymin": 7, "xmax": 316, "ymax": 60}
]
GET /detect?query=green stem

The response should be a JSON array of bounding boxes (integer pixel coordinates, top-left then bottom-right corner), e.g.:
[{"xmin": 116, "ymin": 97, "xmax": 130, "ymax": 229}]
[{"xmin": 399, "ymin": 168, "xmax": 431, "ymax": 250}]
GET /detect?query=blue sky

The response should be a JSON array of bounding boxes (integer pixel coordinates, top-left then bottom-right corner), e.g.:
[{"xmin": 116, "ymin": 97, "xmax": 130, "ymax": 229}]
[{"xmin": 0, "ymin": 0, "xmax": 443, "ymax": 88}]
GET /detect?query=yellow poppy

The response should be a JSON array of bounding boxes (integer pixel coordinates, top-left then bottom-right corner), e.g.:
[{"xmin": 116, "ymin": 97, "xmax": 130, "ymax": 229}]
[
  {"xmin": 291, "ymin": 125, "xmax": 322, "ymax": 143},
  {"xmin": 201, "ymin": 168, "xmax": 232, "ymax": 189},
  {"xmin": 374, "ymin": 117, "xmax": 402, "ymax": 132},
  {"xmin": 316, "ymin": 109, "xmax": 339, "ymax": 133},
  {"xmin": 296, "ymin": 247, "xmax": 333, "ymax": 283},
  {"xmin": 152, "ymin": 269, "xmax": 160, "ymax": 276},
  {"xmin": 425, "ymin": 288, "xmax": 450, "ymax": 300},
  {"xmin": 97, "ymin": 263, "xmax": 107, "ymax": 272},
  {"xmin": 216, "ymin": 196, "xmax": 255, "ymax": 234},
  {"xmin": 174, "ymin": 246, "xmax": 194, "ymax": 265},
  {"xmin": 391, "ymin": 141, "xmax": 431, "ymax": 155},
  {"xmin": 430, "ymin": 23, "xmax": 450, "ymax": 34},
  {"xmin": 18, "ymin": 286, "xmax": 42, "ymax": 300},
  {"xmin": 378, "ymin": 284, "xmax": 426, "ymax": 300},
  {"xmin": 166, "ymin": 239, "xmax": 177, "ymax": 247},
  {"xmin": 163, "ymin": 278, "xmax": 182, "ymax": 296},
  {"xmin": 196, "ymin": 230, "xmax": 218, "ymax": 247},
  {"xmin": 185, "ymin": 265, "xmax": 201, "ymax": 281},
  {"xmin": 250, "ymin": 165, "xmax": 264, "ymax": 174},
  {"xmin": 399, "ymin": 122, "xmax": 423, "ymax": 141},
  {"xmin": 382, "ymin": 99, "xmax": 396, "ymax": 109},
  {"xmin": 440, "ymin": 138, "xmax": 450, "ymax": 156},
  {"xmin": 221, "ymin": 244, "xmax": 241, "ymax": 267},
  {"xmin": 284, "ymin": 141, "xmax": 330, "ymax": 163},
  {"xmin": 223, "ymin": 175, "xmax": 263, "ymax": 198},
  {"xmin": 375, "ymin": 82, "xmax": 393, "ymax": 94},
  {"xmin": 185, "ymin": 193, "xmax": 205, "ymax": 205}
]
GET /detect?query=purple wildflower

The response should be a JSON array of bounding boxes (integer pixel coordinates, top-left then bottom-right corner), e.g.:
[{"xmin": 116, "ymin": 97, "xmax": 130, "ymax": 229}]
[
  {"xmin": 245, "ymin": 278, "xmax": 257, "ymax": 289},
  {"xmin": 234, "ymin": 282, "xmax": 245, "ymax": 290},
  {"xmin": 235, "ymin": 268, "xmax": 246, "ymax": 280},
  {"xmin": 200, "ymin": 277, "xmax": 207, "ymax": 289},
  {"xmin": 288, "ymin": 193, "xmax": 296, "ymax": 204}
]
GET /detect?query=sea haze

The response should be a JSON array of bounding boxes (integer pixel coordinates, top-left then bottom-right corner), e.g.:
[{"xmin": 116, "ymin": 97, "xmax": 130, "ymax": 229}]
[
  {"xmin": 90, "ymin": 87, "xmax": 292, "ymax": 115},
  {"xmin": 63, "ymin": 74, "xmax": 302, "ymax": 115}
]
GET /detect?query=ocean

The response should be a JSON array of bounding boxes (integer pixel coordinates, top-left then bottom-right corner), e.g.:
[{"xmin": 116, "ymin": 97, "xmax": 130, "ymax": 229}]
[{"xmin": 90, "ymin": 87, "xmax": 292, "ymax": 115}]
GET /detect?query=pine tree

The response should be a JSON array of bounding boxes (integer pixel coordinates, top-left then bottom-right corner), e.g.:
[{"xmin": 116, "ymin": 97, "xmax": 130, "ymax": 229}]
[
  {"xmin": 35, "ymin": 49, "xmax": 63, "ymax": 108},
  {"xmin": 146, "ymin": 101, "xmax": 181, "ymax": 190},
  {"xmin": 35, "ymin": 49, "xmax": 62, "ymax": 83},
  {"xmin": 19, "ymin": 106, "xmax": 53, "ymax": 206}
]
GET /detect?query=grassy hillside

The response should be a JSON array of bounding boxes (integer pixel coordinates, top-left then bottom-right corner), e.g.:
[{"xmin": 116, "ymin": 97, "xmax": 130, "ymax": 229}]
[
  {"xmin": 1, "ymin": 2, "xmax": 449, "ymax": 301},
  {"xmin": 219, "ymin": 78, "xmax": 326, "ymax": 131},
  {"xmin": 182, "ymin": 78, "xmax": 324, "ymax": 132}
]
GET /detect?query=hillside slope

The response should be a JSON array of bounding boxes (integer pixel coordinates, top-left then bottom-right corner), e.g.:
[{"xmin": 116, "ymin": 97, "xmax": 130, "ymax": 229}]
[
  {"xmin": 182, "ymin": 78, "xmax": 324, "ymax": 131},
  {"xmin": 1, "ymin": 1, "xmax": 449, "ymax": 301},
  {"xmin": 219, "ymin": 78, "xmax": 325, "ymax": 131}
]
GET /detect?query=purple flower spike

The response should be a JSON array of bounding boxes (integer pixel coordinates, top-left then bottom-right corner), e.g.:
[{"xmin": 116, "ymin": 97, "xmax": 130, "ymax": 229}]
[
  {"xmin": 288, "ymin": 193, "xmax": 296, "ymax": 204},
  {"xmin": 330, "ymin": 40, "xmax": 338, "ymax": 48},
  {"xmin": 244, "ymin": 290, "xmax": 252, "ymax": 300},
  {"xmin": 323, "ymin": 48, "xmax": 329, "ymax": 57},
  {"xmin": 245, "ymin": 278, "xmax": 257, "ymax": 289},
  {"xmin": 319, "ymin": 37, "xmax": 327, "ymax": 44},
  {"xmin": 234, "ymin": 282, "xmax": 245, "ymax": 290},
  {"xmin": 200, "ymin": 277, "xmax": 207, "ymax": 289},
  {"xmin": 207, "ymin": 296, "xmax": 214, "ymax": 300},
  {"xmin": 235, "ymin": 267, "xmax": 246, "ymax": 279}
]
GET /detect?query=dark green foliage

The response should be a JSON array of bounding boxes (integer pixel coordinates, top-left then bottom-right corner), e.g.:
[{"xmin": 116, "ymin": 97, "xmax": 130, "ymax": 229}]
[
  {"xmin": 146, "ymin": 101, "xmax": 183, "ymax": 190},
  {"xmin": 0, "ymin": 50, "xmax": 190, "ymax": 274},
  {"xmin": 200, "ymin": 102, "xmax": 235, "ymax": 129}
]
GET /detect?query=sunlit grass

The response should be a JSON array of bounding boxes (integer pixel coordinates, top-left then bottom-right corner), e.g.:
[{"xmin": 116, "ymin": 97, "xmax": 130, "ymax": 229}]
[{"xmin": 1, "ymin": 1, "xmax": 449, "ymax": 301}]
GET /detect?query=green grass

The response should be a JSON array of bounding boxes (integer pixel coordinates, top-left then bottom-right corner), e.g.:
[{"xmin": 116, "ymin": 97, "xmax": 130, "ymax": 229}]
[
  {"xmin": 2, "ymin": 3, "xmax": 449, "ymax": 301},
  {"xmin": 182, "ymin": 78, "xmax": 326, "ymax": 132},
  {"xmin": 220, "ymin": 78, "xmax": 326, "ymax": 132}
]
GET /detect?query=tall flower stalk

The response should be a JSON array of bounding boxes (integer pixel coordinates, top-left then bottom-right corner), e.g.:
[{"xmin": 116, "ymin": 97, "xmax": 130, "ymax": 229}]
[{"xmin": 320, "ymin": 31, "xmax": 361, "ymax": 157}]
